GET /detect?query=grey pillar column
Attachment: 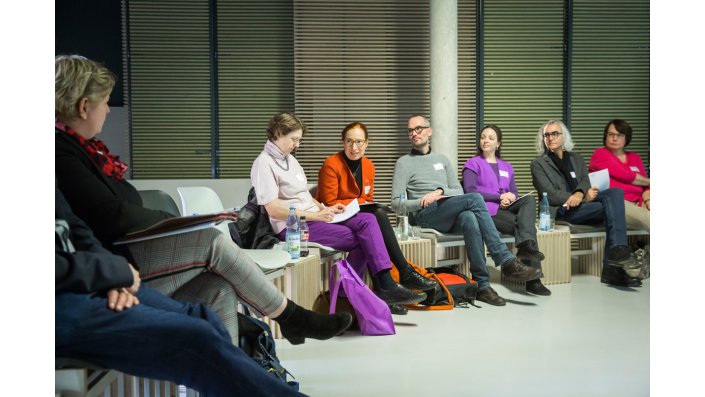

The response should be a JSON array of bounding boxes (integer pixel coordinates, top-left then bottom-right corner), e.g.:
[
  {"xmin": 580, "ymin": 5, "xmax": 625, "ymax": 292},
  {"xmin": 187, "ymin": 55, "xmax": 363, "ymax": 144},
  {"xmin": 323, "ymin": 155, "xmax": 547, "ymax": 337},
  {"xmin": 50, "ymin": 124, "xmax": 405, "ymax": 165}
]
[{"xmin": 430, "ymin": 0, "xmax": 458, "ymax": 167}]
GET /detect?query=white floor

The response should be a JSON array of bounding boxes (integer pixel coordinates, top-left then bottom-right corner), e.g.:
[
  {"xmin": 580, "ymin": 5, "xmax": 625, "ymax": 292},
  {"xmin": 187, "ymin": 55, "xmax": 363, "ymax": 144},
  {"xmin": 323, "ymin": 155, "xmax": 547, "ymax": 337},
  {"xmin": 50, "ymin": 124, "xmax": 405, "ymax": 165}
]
[{"xmin": 278, "ymin": 274, "xmax": 649, "ymax": 397}]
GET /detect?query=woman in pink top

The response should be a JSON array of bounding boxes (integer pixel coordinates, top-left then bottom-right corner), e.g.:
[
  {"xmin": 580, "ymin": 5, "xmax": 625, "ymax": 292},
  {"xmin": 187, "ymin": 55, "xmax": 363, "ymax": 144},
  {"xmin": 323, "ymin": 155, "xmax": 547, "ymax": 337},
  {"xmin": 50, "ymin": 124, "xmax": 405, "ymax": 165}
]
[{"xmin": 588, "ymin": 119, "xmax": 650, "ymax": 231}]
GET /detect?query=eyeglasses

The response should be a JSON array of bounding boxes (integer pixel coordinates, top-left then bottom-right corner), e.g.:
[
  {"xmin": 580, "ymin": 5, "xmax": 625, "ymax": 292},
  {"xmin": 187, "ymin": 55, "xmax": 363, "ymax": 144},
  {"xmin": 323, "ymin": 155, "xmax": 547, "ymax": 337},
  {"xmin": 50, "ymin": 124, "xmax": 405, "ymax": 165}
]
[
  {"xmin": 543, "ymin": 131, "xmax": 563, "ymax": 139},
  {"xmin": 606, "ymin": 132, "xmax": 625, "ymax": 139},
  {"xmin": 344, "ymin": 139, "xmax": 367, "ymax": 147},
  {"xmin": 289, "ymin": 136, "xmax": 302, "ymax": 144},
  {"xmin": 407, "ymin": 126, "xmax": 429, "ymax": 136}
]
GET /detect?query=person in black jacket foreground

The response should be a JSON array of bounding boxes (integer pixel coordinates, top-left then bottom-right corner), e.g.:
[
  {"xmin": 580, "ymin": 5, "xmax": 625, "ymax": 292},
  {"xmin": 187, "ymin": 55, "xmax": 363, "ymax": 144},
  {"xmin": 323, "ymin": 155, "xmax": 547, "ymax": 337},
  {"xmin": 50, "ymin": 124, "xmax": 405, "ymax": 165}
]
[
  {"xmin": 54, "ymin": 54, "xmax": 351, "ymax": 345},
  {"xmin": 56, "ymin": 185, "xmax": 308, "ymax": 397}
]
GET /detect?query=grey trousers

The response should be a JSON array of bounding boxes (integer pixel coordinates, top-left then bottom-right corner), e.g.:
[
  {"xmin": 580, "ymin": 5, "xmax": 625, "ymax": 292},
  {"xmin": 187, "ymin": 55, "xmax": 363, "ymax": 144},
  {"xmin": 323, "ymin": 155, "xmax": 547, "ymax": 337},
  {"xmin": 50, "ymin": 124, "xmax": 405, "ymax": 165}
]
[
  {"xmin": 491, "ymin": 195, "xmax": 538, "ymax": 246},
  {"xmin": 127, "ymin": 227, "xmax": 285, "ymax": 344}
]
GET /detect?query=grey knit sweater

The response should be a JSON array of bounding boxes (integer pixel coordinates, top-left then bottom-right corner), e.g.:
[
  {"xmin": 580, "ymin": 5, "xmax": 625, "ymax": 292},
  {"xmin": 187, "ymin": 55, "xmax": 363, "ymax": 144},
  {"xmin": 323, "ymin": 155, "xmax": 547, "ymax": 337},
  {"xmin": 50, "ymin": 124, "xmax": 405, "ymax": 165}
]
[{"xmin": 391, "ymin": 151, "xmax": 463, "ymax": 214}]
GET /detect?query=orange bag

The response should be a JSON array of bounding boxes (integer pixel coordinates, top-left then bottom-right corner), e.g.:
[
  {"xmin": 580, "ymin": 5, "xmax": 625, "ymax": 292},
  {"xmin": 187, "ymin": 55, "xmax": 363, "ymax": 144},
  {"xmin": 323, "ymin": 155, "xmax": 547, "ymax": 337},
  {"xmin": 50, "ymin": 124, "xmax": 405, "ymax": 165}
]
[{"xmin": 390, "ymin": 260, "xmax": 453, "ymax": 311}]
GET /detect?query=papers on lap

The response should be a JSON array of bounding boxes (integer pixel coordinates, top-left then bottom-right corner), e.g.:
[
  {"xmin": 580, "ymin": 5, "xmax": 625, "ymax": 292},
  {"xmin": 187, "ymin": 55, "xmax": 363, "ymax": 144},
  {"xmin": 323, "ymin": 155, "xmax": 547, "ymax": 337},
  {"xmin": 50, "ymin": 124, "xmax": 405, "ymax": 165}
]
[
  {"xmin": 330, "ymin": 200, "xmax": 360, "ymax": 223},
  {"xmin": 114, "ymin": 212, "xmax": 238, "ymax": 245}
]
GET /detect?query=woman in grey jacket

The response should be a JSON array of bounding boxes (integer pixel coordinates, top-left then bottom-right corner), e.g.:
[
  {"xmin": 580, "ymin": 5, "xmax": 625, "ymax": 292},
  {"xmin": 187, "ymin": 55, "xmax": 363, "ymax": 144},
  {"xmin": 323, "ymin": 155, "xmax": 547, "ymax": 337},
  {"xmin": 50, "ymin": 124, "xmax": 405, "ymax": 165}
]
[{"xmin": 530, "ymin": 120, "xmax": 644, "ymax": 287}]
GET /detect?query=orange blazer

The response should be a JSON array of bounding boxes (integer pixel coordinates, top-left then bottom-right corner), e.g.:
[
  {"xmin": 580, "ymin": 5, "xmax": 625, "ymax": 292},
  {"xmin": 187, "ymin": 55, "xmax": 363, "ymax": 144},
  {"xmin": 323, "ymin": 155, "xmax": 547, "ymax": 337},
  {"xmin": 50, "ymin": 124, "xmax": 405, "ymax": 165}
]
[{"xmin": 317, "ymin": 151, "xmax": 375, "ymax": 206}]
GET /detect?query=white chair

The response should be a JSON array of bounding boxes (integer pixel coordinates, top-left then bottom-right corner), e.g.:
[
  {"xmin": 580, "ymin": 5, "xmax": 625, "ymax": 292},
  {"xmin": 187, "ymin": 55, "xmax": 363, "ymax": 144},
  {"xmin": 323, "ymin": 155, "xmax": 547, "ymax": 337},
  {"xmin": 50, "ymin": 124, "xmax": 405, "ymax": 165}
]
[
  {"xmin": 176, "ymin": 186, "xmax": 289, "ymax": 272},
  {"xmin": 177, "ymin": 186, "xmax": 231, "ymax": 235}
]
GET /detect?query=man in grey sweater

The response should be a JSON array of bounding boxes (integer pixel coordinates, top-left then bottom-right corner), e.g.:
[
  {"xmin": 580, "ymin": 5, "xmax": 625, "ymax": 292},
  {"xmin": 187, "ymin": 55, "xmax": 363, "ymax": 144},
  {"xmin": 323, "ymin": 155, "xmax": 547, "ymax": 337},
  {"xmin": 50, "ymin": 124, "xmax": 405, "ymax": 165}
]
[{"xmin": 391, "ymin": 115, "xmax": 542, "ymax": 306}]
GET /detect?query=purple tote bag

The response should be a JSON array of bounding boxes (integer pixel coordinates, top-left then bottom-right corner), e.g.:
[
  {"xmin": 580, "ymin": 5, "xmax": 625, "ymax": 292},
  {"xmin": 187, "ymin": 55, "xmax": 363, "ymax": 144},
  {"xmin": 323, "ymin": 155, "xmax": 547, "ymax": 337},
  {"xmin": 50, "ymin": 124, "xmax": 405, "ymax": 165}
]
[{"xmin": 329, "ymin": 259, "xmax": 395, "ymax": 336}]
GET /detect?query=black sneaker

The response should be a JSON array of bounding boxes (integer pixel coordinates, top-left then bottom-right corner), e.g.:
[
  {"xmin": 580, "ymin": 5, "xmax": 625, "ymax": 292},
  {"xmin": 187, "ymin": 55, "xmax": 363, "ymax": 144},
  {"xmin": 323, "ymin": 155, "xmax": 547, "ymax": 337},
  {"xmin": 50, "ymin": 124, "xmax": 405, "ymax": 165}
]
[
  {"xmin": 476, "ymin": 287, "xmax": 506, "ymax": 306},
  {"xmin": 526, "ymin": 279, "xmax": 552, "ymax": 296},
  {"xmin": 375, "ymin": 284, "xmax": 427, "ymax": 305},
  {"xmin": 399, "ymin": 269, "xmax": 438, "ymax": 291},
  {"xmin": 607, "ymin": 245, "xmax": 642, "ymax": 278}
]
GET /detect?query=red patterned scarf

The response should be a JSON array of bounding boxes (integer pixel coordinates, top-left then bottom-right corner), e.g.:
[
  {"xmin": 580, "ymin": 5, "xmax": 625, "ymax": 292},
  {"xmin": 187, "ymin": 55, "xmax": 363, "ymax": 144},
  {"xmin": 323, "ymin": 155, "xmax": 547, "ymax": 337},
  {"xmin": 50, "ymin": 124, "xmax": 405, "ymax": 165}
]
[{"xmin": 56, "ymin": 122, "xmax": 128, "ymax": 180}]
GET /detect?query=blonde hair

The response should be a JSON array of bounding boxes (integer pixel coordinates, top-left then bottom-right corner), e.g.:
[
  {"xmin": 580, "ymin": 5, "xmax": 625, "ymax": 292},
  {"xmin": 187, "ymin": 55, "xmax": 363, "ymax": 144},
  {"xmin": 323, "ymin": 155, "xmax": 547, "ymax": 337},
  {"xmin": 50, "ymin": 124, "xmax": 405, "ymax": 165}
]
[{"xmin": 55, "ymin": 55, "xmax": 115, "ymax": 121}]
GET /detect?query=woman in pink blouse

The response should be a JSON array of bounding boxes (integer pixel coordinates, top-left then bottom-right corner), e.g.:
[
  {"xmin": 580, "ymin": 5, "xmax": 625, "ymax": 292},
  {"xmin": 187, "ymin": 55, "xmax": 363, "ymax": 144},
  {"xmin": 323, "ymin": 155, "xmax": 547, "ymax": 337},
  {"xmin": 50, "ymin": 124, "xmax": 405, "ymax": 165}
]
[{"xmin": 588, "ymin": 119, "xmax": 650, "ymax": 231}]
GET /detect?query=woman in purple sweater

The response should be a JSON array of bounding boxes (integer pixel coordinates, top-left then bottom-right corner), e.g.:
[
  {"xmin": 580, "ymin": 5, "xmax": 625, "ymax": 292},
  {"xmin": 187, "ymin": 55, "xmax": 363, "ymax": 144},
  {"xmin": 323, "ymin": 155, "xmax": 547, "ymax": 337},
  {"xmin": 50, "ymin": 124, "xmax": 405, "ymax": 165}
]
[{"xmin": 462, "ymin": 124, "xmax": 550, "ymax": 296}]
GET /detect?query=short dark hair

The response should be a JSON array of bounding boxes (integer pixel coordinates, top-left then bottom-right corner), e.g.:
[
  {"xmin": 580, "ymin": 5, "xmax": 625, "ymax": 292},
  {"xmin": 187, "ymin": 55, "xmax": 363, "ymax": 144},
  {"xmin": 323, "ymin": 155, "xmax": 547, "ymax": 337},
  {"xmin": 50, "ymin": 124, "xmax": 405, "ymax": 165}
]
[
  {"xmin": 603, "ymin": 119, "xmax": 632, "ymax": 146},
  {"xmin": 476, "ymin": 124, "xmax": 503, "ymax": 158},
  {"xmin": 267, "ymin": 112, "xmax": 306, "ymax": 141}
]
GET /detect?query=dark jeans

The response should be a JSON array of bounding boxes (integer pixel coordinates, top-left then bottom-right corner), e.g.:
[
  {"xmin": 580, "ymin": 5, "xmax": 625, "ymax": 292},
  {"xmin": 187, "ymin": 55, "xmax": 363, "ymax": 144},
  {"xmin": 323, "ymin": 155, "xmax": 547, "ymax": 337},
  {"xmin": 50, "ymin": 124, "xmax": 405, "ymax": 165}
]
[
  {"xmin": 556, "ymin": 188, "xmax": 627, "ymax": 269},
  {"xmin": 415, "ymin": 193, "xmax": 514, "ymax": 290},
  {"xmin": 491, "ymin": 195, "xmax": 538, "ymax": 246},
  {"xmin": 56, "ymin": 286, "xmax": 307, "ymax": 397}
]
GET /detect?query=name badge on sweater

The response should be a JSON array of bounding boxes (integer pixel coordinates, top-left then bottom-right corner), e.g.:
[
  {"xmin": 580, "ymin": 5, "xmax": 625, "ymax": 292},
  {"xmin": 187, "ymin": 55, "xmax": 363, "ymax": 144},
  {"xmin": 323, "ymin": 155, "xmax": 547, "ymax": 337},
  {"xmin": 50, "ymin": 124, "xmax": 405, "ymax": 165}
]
[
  {"xmin": 364, "ymin": 185, "xmax": 371, "ymax": 194},
  {"xmin": 499, "ymin": 170, "xmax": 509, "ymax": 178},
  {"xmin": 570, "ymin": 171, "xmax": 576, "ymax": 178},
  {"xmin": 433, "ymin": 163, "xmax": 444, "ymax": 171},
  {"xmin": 630, "ymin": 166, "xmax": 639, "ymax": 172}
]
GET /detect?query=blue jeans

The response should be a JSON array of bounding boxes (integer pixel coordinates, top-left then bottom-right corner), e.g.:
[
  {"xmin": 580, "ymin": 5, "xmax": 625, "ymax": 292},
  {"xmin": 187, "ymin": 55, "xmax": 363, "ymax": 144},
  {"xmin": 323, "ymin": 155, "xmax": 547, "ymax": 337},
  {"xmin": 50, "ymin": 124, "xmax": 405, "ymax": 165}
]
[
  {"xmin": 556, "ymin": 188, "xmax": 627, "ymax": 269},
  {"xmin": 56, "ymin": 286, "xmax": 307, "ymax": 397},
  {"xmin": 415, "ymin": 193, "xmax": 514, "ymax": 290}
]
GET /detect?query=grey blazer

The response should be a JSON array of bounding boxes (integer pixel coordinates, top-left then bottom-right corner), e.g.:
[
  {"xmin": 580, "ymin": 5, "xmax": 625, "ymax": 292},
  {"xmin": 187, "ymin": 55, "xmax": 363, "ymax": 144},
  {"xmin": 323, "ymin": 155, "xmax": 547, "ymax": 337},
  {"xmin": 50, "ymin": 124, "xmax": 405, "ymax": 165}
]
[{"xmin": 530, "ymin": 151, "xmax": 592, "ymax": 219}]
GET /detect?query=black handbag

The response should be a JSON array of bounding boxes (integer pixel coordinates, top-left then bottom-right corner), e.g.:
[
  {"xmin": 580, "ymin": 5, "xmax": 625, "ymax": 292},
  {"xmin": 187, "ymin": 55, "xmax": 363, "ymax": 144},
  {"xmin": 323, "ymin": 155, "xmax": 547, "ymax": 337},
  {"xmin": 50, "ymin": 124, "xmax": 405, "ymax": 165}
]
[
  {"xmin": 237, "ymin": 311, "xmax": 299, "ymax": 390},
  {"xmin": 229, "ymin": 187, "xmax": 280, "ymax": 249}
]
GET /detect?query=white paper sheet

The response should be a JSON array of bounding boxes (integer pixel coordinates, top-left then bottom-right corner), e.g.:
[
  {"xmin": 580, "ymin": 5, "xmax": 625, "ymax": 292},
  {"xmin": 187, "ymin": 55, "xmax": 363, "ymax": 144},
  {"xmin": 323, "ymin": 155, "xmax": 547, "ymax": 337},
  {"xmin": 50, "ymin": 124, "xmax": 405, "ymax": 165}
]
[
  {"xmin": 589, "ymin": 169, "xmax": 610, "ymax": 191},
  {"xmin": 330, "ymin": 199, "xmax": 360, "ymax": 223}
]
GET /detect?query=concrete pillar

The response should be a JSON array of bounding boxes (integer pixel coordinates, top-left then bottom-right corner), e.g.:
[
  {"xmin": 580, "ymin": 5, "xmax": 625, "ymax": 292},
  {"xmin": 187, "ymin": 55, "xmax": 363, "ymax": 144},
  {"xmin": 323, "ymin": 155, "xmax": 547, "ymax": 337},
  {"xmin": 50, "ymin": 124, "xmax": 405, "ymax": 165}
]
[{"xmin": 430, "ymin": 0, "xmax": 458, "ymax": 167}]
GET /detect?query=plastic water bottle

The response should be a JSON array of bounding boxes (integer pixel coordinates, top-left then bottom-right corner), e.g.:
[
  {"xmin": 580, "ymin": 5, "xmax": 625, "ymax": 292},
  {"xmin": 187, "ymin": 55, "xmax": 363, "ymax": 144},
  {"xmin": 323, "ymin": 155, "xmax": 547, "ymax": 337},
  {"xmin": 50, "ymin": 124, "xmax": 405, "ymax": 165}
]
[
  {"xmin": 398, "ymin": 193, "xmax": 409, "ymax": 241},
  {"xmin": 285, "ymin": 206, "xmax": 300, "ymax": 259},
  {"xmin": 299, "ymin": 216, "xmax": 309, "ymax": 257},
  {"xmin": 539, "ymin": 192, "xmax": 552, "ymax": 231}
]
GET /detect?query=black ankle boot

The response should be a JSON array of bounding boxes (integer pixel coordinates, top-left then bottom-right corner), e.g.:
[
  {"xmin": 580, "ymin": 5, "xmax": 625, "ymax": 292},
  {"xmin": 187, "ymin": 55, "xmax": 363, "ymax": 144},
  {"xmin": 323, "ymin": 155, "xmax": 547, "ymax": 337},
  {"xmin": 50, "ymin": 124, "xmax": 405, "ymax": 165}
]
[
  {"xmin": 275, "ymin": 300, "xmax": 353, "ymax": 345},
  {"xmin": 516, "ymin": 240, "xmax": 545, "ymax": 263}
]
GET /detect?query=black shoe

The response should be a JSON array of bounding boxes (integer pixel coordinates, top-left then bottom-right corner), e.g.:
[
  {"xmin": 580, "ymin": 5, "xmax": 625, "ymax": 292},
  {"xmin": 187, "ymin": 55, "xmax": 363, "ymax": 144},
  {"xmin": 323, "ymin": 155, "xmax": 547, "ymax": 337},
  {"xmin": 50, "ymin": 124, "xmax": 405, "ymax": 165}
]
[
  {"xmin": 277, "ymin": 300, "xmax": 354, "ymax": 345},
  {"xmin": 389, "ymin": 304, "xmax": 408, "ymax": 315},
  {"xmin": 607, "ymin": 245, "xmax": 642, "ymax": 277},
  {"xmin": 526, "ymin": 279, "xmax": 551, "ymax": 296},
  {"xmin": 476, "ymin": 287, "xmax": 506, "ymax": 306},
  {"xmin": 501, "ymin": 257, "xmax": 542, "ymax": 281},
  {"xmin": 399, "ymin": 269, "xmax": 438, "ymax": 291},
  {"xmin": 516, "ymin": 240, "xmax": 545, "ymax": 263},
  {"xmin": 375, "ymin": 284, "xmax": 427, "ymax": 305},
  {"xmin": 600, "ymin": 266, "xmax": 642, "ymax": 288}
]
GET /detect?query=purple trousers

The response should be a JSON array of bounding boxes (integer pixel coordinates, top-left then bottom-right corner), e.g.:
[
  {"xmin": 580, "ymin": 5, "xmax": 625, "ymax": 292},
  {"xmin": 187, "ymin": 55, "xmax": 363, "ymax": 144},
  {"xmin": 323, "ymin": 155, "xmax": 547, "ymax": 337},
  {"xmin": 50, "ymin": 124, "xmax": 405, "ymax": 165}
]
[{"xmin": 278, "ymin": 212, "xmax": 391, "ymax": 279}]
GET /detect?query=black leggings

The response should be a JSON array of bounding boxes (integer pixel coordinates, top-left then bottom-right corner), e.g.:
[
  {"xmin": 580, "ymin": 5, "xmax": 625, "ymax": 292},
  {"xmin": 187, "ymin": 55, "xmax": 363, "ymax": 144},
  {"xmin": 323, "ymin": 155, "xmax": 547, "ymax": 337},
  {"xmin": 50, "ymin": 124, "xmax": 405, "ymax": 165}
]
[{"xmin": 359, "ymin": 206, "xmax": 413, "ymax": 273}]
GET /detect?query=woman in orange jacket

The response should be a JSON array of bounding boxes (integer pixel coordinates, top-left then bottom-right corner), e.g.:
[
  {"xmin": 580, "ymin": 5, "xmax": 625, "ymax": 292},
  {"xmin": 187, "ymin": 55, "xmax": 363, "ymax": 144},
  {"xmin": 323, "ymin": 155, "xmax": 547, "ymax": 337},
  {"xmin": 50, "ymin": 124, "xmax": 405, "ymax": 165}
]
[{"xmin": 317, "ymin": 122, "xmax": 437, "ymax": 313}]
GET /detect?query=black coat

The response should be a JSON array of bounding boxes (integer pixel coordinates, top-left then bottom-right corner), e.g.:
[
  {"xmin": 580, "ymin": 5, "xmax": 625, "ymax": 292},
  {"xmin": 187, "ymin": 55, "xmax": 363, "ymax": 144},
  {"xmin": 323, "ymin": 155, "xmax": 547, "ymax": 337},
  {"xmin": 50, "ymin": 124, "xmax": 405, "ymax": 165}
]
[{"xmin": 55, "ymin": 129, "xmax": 173, "ymax": 255}]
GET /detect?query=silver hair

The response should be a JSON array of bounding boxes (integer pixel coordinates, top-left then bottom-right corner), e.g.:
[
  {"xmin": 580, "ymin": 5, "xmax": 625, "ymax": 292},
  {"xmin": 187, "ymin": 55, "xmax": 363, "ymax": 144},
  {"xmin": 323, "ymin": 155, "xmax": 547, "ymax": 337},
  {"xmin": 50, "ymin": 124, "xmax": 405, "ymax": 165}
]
[{"xmin": 535, "ymin": 119, "xmax": 575, "ymax": 154}]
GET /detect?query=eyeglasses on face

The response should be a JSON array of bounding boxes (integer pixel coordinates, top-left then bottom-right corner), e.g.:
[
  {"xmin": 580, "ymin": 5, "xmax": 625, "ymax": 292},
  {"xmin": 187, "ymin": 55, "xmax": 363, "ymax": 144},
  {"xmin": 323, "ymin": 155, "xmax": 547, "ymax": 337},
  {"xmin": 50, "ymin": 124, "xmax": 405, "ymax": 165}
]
[
  {"xmin": 344, "ymin": 139, "xmax": 367, "ymax": 147},
  {"xmin": 543, "ymin": 131, "xmax": 563, "ymax": 139},
  {"xmin": 407, "ymin": 126, "xmax": 429, "ymax": 136},
  {"xmin": 289, "ymin": 136, "xmax": 302, "ymax": 144},
  {"xmin": 606, "ymin": 132, "xmax": 625, "ymax": 139}
]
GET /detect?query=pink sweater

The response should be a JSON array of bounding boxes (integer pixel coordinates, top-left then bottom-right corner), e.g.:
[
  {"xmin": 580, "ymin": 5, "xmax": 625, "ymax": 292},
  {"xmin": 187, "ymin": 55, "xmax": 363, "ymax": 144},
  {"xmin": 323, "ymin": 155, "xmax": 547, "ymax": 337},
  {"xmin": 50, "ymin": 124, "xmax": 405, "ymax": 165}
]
[{"xmin": 588, "ymin": 147, "xmax": 649, "ymax": 205}]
